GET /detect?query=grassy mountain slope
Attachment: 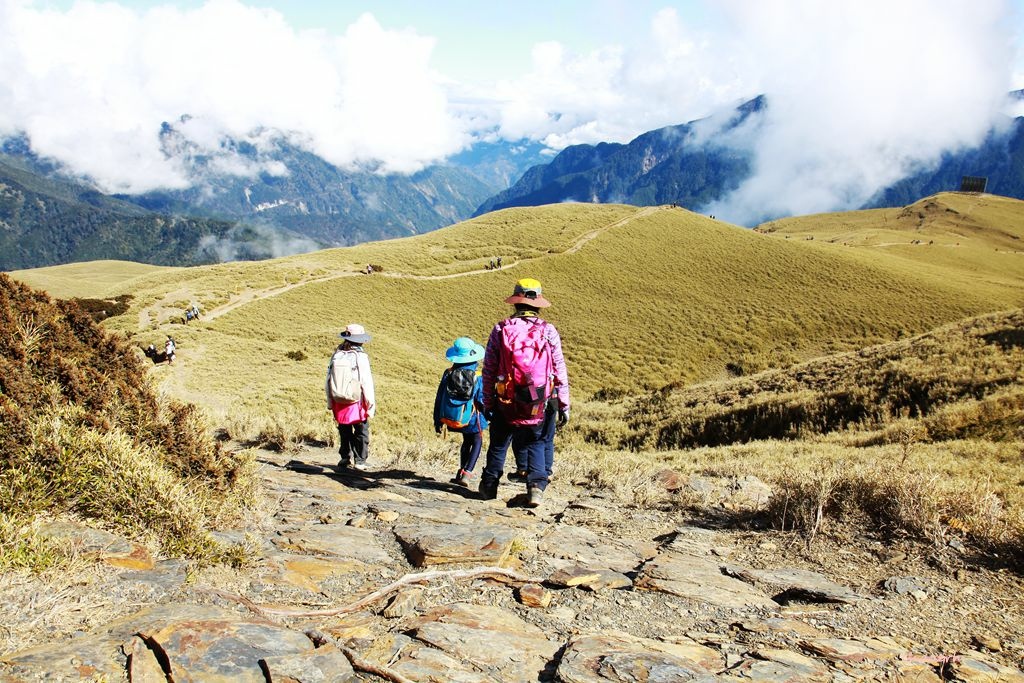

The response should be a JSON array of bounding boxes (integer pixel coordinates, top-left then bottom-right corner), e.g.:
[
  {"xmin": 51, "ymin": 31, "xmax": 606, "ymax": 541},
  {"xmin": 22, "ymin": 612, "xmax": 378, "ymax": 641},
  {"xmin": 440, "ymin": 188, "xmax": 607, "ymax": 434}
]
[
  {"xmin": 608, "ymin": 309, "xmax": 1023, "ymax": 451},
  {"xmin": 8, "ymin": 260, "xmax": 175, "ymax": 300},
  {"xmin": 10, "ymin": 195, "xmax": 1024, "ymax": 560},
  {"xmin": 16, "ymin": 195, "xmax": 1021, "ymax": 442},
  {"xmin": 575, "ymin": 307, "xmax": 1024, "ymax": 554},
  {"xmin": 757, "ymin": 193, "xmax": 1024, "ymax": 296}
]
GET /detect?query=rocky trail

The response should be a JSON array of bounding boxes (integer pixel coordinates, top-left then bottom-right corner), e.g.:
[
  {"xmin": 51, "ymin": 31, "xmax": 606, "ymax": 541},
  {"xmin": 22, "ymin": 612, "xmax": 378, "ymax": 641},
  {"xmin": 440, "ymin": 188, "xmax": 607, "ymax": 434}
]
[{"xmin": 2, "ymin": 445, "xmax": 1023, "ymax": 682}]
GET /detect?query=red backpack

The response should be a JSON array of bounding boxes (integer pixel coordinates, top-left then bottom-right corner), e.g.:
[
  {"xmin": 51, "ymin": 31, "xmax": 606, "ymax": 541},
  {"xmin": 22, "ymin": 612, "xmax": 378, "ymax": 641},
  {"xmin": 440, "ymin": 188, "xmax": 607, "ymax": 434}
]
[{"xmin": 495, "ymin": 318, "xmax": 553, "ymax": 425}]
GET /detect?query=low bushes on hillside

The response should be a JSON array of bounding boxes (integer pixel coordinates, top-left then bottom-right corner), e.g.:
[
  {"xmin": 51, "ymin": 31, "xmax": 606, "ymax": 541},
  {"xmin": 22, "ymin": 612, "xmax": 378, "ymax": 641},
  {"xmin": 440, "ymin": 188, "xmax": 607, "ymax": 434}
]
[
  {"xmin": 615, "ymin": 309, "xmax": 1024, "ymax": 451},
  {"xmin": 0, "ymin": 274, "xmax": 257, "ymax": 570},
  {"xmin": 67, "ymin": 294, "xmax": 133, "ymax": 322},
  {"xmin": 570, "ymin": 309, "xmax": 1024, "ymax": 562}
]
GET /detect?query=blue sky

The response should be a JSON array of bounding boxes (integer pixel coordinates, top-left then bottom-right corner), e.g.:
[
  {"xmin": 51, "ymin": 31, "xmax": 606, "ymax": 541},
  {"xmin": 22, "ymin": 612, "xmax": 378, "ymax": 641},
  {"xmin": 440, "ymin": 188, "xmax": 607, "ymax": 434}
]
[
  {"xmin": 41, "ymin": 0, "xmax": 731, "ymax": 83},
  {"xmin": 5, "ymin": 0, "xmax": 1024, "ymax": 221}
]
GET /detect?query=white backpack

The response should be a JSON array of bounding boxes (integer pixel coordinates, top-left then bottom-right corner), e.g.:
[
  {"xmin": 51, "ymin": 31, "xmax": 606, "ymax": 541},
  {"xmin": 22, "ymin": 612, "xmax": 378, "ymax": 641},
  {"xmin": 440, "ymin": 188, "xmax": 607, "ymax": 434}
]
[{"xmin": 329, "ymin": 351, "xmax": 362, "ymax": 404}]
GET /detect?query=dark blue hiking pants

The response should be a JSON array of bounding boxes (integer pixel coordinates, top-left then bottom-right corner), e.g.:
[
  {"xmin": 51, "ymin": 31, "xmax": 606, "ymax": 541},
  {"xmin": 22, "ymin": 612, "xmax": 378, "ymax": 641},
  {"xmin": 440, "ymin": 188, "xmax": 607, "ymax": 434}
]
[
  {"xmin": 459, "ymin": 430, "xmax": 483, "ymax": 472},
  {"xmin": 482, "ymin": 413, "xmax": 547, "ymax": 490},
  {"xmin": 515, "ymin": 401, "xmax": 555, "ymax": 479}
]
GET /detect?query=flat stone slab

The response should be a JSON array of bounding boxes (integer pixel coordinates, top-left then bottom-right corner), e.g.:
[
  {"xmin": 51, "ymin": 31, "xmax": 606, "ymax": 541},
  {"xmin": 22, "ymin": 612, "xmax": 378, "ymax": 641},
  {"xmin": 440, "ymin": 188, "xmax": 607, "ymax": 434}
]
[
  {"xmin": 732, "ymin": 617, "xmax": 827, "ymax": 639},
  {"xmin": 0, "ymin": 605, "xmax": 243, "ymax": 681},
  {"xmin": 368, "ymin": 500, "xmax": 475, "ymax": 525},
  {"xmin": 546, "ymin": 563, "xmax": 633, "ymax": 591},
  {"xmin": 272, "ymin": 524, "xmax": 392, "ymax": 564},
  {"xmin": 724, "ymin": 566, "xmax": 864, "ymax": 604},
  {"xmin": 389, "ymin": 643, "xmax": 502, "ymax": 682},
  {"xmin": 394, "ymin": 523, "xmax": 518, "ymax": 566},
  {"xmin": 262, "ymin": 647, "xmax": 356, "ymax": 683},
  {"xmin": 725, "ymin": 647, "xmax": 832, "ymax": 682},
  {"xmin": 547, "ymin": 565, "xmax": 604, "ymax": 587},
  {"xmin": 0, "ymin": 633, "xmax": 131, "ymax": 681},
  {"xmin": 138, "ymin": 618, "xmax": 313, "ymax": 681},
  {"xmin": 538, "ymin": 524, "xmax": 657, "ymax": 573},
  {"xmin": 37, "ymin": 520, "xmax": 154, "ymax": 570},
  {"xmin": 947, "ymin": 655, "xmax": 1024, "ymax": 682},
  {"xmin": 118, "ymin": 559, "xmax": 188, "ymax": 597},
  {"xmin": 555, "ymin": 632, "xmax": 725, "ymax": 682},
  {"xmin": 263, "ymin": 552, "xmax": 369, "ymax": 593},
  {"xmin": 405, "ymin": 603, "xmax": 560, "ymax": 680},
  {"xmin": 798, "ymin": 636, "xmax": 906, "ymax": 664},
  {"xmin": 635, "ymin": 526, "xmax": 780, "ymax": 610},
  {"xmin": 636, "ymin": 551, "xmax": 778, "ymax": 611}
]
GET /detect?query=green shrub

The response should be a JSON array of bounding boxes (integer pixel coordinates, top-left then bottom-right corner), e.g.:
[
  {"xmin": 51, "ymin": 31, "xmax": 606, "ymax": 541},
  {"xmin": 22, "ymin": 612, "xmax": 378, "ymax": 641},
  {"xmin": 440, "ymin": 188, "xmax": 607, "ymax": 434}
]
[{"xmin": 0, "ymin": 274, "xmax": 257, "ymax": 570}]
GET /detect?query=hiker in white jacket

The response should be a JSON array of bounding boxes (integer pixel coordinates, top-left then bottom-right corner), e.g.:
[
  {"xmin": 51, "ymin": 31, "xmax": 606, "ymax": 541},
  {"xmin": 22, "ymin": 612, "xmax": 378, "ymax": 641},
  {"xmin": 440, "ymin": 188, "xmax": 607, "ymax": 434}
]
[{"xmin": 325, "ymin": 324, "xmax": 375, "ymax": 471}]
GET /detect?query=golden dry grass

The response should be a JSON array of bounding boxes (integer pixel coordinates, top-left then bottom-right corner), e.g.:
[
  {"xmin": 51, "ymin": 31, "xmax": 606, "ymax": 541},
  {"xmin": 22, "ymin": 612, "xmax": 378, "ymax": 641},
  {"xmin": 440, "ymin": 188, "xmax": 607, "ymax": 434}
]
[
  {"xmin": 7, "ymin": 260, "xmax": 176, "ymax": 299},
  {"xmin": 572, "ymin": 307, "xmax": 1024, "ymax": 555},
  {"xmin": 14, "ymin": 198, "xmax": 1014, "ymax": 445},
  {"xmin": 8, "ymin": 196, "xmax": 1024, "ymax": 560}
]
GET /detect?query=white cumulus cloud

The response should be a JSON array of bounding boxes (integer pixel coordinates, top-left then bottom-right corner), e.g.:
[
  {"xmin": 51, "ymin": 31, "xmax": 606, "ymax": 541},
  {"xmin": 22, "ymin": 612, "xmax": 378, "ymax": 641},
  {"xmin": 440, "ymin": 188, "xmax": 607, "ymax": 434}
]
[
  {"xmin": 0, "ymin": 0, "xmax": 1020, "ymax": 224},
  {"xmin": 702, "ymin": 0, "xmax": 1017, "ymax": 223},
  {"xmin": 0, "ymin": 0, "xmax": 467, "ymax": 192}
]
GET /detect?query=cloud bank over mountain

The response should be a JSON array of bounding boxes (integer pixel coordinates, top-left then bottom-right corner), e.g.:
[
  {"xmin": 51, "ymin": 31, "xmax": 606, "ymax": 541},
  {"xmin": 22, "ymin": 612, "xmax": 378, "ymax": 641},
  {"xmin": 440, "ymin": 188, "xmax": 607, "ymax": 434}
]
[
  {"xmin": 0, "ymin": 0, "xmax": 1020, "ymax": 222},
  {"xmin": 0, "ymin": 1, "xmax": 464, "ymax": 192},
  {"xmin": 703, "ymin": 0, "xmax": 1018, "ymax": 224}
]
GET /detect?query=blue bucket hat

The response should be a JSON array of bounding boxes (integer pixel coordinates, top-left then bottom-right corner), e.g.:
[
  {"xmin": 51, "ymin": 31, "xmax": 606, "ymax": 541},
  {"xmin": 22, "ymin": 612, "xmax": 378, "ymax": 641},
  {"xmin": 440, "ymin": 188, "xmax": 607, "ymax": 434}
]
[{"xmin": 445, "ymin": 337, "xmax": 484, "ymax": 363}]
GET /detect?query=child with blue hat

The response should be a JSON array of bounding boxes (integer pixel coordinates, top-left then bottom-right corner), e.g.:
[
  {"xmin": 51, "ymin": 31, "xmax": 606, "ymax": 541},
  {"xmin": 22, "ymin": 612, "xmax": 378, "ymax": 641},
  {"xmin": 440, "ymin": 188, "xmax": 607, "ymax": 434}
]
[{"xmin": 433, "ymin": 337, "xmax": 489, "ymax": 487}]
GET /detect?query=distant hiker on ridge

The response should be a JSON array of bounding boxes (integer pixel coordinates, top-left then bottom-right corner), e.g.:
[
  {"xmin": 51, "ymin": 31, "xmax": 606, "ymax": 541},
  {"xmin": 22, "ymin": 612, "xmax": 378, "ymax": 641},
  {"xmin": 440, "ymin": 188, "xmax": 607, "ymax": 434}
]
[
  {"xmin": 433, "ymin": 337, "xmax": 489, "ymax": 488},
  {"xmin": 326, "ymin": 324, "xmax": 376, "ymax": 471},
  {"xmin": 479, "ymin": 278, "xmax": 570, "ymax": 508}
]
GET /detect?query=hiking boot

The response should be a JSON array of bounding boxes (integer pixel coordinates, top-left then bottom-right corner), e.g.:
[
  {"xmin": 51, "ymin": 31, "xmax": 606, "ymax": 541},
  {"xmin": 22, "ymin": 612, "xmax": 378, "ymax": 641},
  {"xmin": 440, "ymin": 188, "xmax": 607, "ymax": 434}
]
[
  {"xmin": 337, "ymin": 460, "xmax": 351, "ymax": 470},
  {"xmin": 526, "ymin": 486, "xmax": 545, "ymax": 508},
  {"xmin": 478, "ymin": 478, "xmax": 499, "ymax": 501},
  {"xmin": 451, "ymin": 469, "xmax": 473, "ymax": 487},
  {"xmin": 507, "ymin": 469, "xmax": 528, "ymax": 483},
  {"xmin": 352, "ymin": 462, "xmax": 368, "ymax": 472}
]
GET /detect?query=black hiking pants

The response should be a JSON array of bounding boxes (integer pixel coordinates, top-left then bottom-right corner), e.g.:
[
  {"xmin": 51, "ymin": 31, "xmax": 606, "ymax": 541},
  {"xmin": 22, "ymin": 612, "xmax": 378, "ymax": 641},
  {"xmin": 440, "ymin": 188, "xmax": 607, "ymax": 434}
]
[{"xmin": 337, "ymin": 420, "xmax": 370, "ymax": 465}]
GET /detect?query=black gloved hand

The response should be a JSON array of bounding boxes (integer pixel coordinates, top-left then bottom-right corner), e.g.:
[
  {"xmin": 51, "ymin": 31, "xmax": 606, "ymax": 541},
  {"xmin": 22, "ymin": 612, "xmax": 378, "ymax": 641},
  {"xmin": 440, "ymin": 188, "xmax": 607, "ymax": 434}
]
[{"xmin": 557, "ymin": 408, "xmax": 569, "ymax": 430}]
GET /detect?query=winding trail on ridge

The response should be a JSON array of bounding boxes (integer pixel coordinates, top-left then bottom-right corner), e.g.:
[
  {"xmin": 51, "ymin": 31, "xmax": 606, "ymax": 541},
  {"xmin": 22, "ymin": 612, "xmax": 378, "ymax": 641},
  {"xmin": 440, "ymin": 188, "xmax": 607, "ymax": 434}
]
[{"xmin": 190, "ymin": 205, "xmax": 667, "ymax": 322}]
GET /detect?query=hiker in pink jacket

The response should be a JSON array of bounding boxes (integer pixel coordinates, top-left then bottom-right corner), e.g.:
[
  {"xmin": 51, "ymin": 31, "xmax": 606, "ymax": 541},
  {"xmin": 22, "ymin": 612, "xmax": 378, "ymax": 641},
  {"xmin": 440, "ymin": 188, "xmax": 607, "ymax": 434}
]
[
  {"xmin": 479, "ymin": 278, "xmax": 570, "ymax": 507},
  {"xmin": 325, "ymin": 324, "xmax": 376, "ymax": 471}
]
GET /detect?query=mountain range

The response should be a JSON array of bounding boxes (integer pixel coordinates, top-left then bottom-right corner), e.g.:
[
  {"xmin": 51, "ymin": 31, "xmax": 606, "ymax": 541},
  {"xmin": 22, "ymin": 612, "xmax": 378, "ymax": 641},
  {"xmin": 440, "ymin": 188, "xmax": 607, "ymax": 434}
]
[
  {"xmin": 478, "ymin": 94, "xmax": 1024, "ymax": 219},
  {"xmin": 0, "ymin": 152, "xmax": 306, "ymax": 271},
  {"xmin": 0, "ymin": 128, "xmax": 549, "ymax": 270},
  {"xmin": 3, "ymin": 92, "xmax": 1024, "ymax": 270},
  {"xmin": 120, "ymin": 122, "xmax": 550, "ymax": 246}
]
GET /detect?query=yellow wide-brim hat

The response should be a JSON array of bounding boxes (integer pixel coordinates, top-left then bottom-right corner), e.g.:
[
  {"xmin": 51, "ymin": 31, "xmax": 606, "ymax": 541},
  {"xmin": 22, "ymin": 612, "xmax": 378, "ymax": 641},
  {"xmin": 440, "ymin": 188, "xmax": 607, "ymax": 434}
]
[{"xmin": 504, "ymin": 277, "xmax": 551, "ymax": 308}]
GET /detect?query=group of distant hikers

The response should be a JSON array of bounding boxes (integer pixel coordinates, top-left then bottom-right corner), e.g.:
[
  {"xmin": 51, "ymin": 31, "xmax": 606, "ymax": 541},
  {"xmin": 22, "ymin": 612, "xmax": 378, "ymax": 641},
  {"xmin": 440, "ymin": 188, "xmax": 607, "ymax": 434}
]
[
  {"xmin": 183, "ymin": 304, "xmax": 201, "ymax": 324},
  {"xmin": 144, "ymin": 335, "xmax": 177, "ymax": 365},
  {"xmin": 325, "ymin": 277, "xmax": 569, "ymax": 507},
  {"xmin": 143, "ymin": 303, "xmax": 199, "ymax": 365},
  {"xmin": 485, "ymin": 256, "xmax": 503, "ymax": 270}
]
